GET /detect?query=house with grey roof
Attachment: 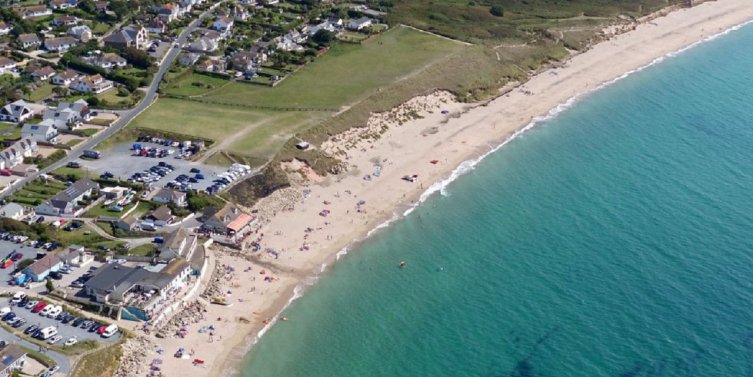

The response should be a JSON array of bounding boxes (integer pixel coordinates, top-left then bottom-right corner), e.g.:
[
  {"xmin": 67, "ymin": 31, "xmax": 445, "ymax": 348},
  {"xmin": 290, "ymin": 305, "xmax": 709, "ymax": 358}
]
[
  {"xmin": 24, "ymin": 253, "xmax": 62, "ymax": 282},
  {"xmin": 152, "ymin": 188, "xmax": 186, "ymax": 206},
  {"xmin": 42, "ymin": 99, "xmax": 90, "ymax": 129},
  {"xmin": 51, "ymin": 69, "xmax": 79, "ymax": 86},
  {"xmin": 0, "ymin": 343, "xmax": 27, "ymax": 376},
  {"xmin": 0, "ymin": 100, "xmax": 34, "ymax": 123},
  {"xmin": 84, "ymin": 52, "xmax": 127, "ymax": 70},
  {"xmin": 68, "ymin": 25, "xmax": 92, "ymax": 42},
  {"xmin": 0, "ymin": 57, "xmax": 16, "ymax": 74},
  {"xmin": 22, "ymin": 120, "xmax": 59, "ymax": 143},
  {"xmin": 35, "ymin": 178, "xmax": 98, "ymax": 216},
  {"xmin": 44, "ymin": 36, "xmax": 77, "ymax": 52},
  {"xmin": 0, "ymin": 203, "xmax": 26, "ymax": 220},
  {"xmin": 17, "ymin": 33, "xmax": 41, "ymax": 49},
  {"xmin": 103, "ymin": 24, "xmax": 148, "ymax": 49},
  {"xmin": 30, "ymin": 66, "xmax": 56, "ymax": 81},
  {"xmin": 159, "ymin": 227, "xmax": 197, "ymax": 260}
]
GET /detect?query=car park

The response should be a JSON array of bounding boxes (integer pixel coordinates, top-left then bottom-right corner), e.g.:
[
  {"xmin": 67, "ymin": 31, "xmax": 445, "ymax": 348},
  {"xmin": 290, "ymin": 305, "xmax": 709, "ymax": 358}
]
[{"xmin": 47, "ymin": 335, "xmax": 62, "ymax": 344}]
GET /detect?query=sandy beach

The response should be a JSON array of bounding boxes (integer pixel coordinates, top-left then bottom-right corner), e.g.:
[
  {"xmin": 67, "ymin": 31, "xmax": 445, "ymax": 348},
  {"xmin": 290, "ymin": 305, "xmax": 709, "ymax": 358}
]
[{"xmin": 122, "ymin": 1, "xmax": 753, "ymax": 376}]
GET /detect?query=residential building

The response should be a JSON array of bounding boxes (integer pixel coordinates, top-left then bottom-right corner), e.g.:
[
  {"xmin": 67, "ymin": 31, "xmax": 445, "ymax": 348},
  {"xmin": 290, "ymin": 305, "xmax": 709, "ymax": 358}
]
[
  {"xmin": 44, "ymin": 36, "xmax": 77, "ymax": 52},
  {"xmin": 146, "ymin": 205, "xmax": 174, "ymax": 226},
  {"xmin": 24, "ymin": 253, "xmax": 63, "ymax": 282},
  {"xmin": 15, "ymin": 6, "xmax": 52, "ymax": 19},
  {"xmin": 70, "ymin": 74, "xmax": 113, "ymax": 94},
  {"xmin": 231, "ymin": 6, "xmax": 250, "ymax": 21},
  {"xmin": 212, "ymin": 16, "xmax": 234, "ymax": 35},
  {"xmin": 84, "ymin": 52, "xmax": 127, "ymax": 70},
  {"xmin": 159, "ymin": 227, "xmax": 197, "ymax": 260},
  {"xmin": 59, "ymin": 245, "xmax": 94, "ymax": 267},
  {"xmin": 22, "ymin": 121, "xmax": 59, "ymax": 143},
  {"xmin": 117, "ymin": 215, "xmax": 138, "ymax": 232},
  {"xmin": 0, "ymin": 203, "xmax": 26, "ymax": 220},
  {"xmin": 42, "ymin": 99, "xmax": 90, "ymax": 130},
  {"xmin": 188, "ymin": 36, "xmax": 218, "ymax": 53},
  {"xmin": 157, "ymin": 3, "xmax": 180, "ymax": 22},
  {"xmin": 17, "ymin": 33, "xmax": 41, "ymax": 50},
  {"xmin": 51, "ymin": 69, "xmax": 79, "ymax": 86},
  {"xmin": 0, "ymin": 57, "xmax": 16, "ymax": 74},
  {"xmin": 103, "ymin": 24, "xmax": 148, "ymax": 49},
  {"xmin": 50, "ymin": 0, "xmax": 78, "ymax": 9},
  {"xmin": 68, "ymin": 25, "xmax": 92, "ymax": 42},
  {"xmin": 230, "ymin": 48, "xmax": 267, "ymax": 71},
  {"xmin": 195, "ymin": 57, "xmax": 225, "ymax": 72},
  {"xmin": 30, "ymin": 66, "xmax": 56, "ymax": 81},
  {"xmin": 35, "ymin": 178, "xmax": 98, "ymax": 216},
  {"xmin": 200, "ymin": 204, "xmax": 253, "ymax": 235},
  {"xmin": 0, "ymin": 140, "xmax": 35, "ymax": 169},
  {"xmin": 152, "ymin": 188, "xmax": 186, "ymax": 206},
  {"xmin": 177, "ymin": 52, "xmax": 200, "ymax": 66},
  {"xmin": 0, "ymin": 100, "xmax": 33, "ymax": 123},
  {"xmin": 0, "ymin": 23, "xmax": 11, "ymax": 35},
  {"xmin": 0, "ymin": 343, "xmax": 27, "ymax": 376},
  {"xmin": 101, "ymin": 186, "xmax": 129, "ymax": 200},
  {"xmin": 52, "ymin": 15, "xmax": 78, "ymax": 27},
  {"xmin": 347, "ymin": 17, "xmax": 372, "ymax": 31},
  {"xmin": 145, "ymin": 18, "xmax": 167, "ymax": 34}
]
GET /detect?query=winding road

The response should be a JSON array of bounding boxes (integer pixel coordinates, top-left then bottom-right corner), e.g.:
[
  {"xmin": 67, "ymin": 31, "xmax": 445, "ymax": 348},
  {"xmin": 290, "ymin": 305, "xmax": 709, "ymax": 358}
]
[{"xmin": 0, "ymin": 2, "xmax": 222, "ymax": 200}]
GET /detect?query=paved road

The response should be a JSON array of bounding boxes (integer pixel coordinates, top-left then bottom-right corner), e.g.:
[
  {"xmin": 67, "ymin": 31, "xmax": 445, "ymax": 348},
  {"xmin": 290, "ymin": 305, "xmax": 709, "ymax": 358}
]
[
  {"xmin": 0, "ymin": 326, "xmax": 71, "ymax": 374},
  {"xmin": 0, "ymin": 3, "xmax": 222, "ymax": 200}
]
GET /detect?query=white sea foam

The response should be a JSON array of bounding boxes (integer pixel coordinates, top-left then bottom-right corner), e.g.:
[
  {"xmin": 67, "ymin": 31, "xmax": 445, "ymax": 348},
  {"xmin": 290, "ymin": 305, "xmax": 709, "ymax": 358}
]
[{"xmin": 335, "ymin": 246, "xmax": 348, "ymax": 261}]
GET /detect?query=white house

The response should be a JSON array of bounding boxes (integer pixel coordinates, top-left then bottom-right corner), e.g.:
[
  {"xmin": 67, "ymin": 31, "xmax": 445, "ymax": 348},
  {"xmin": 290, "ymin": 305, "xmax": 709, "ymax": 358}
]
[
  {"xmin": 17, "ymin": 34, "xmax": 41, "ymax": 49},
  {"xmin": 0, "ymin": 100, "xmax": 34, "ymax": 123},
  {"xmin": 84, "ymin": 52, "xmax": 127, "ymax": 70},
  {"xmin": 22, "ymin": 121, "xmax": 59, "ymax": 144},
  {"xmin": 103, "ymin": 24, "xmax": 149, "ymax": 49},
  {"xmin": 212, "ymin": 16, "xmax": 234, "ymax": 36},
  {"xmin": 0, "ymin": 22, "xmax": 11, "ymax": 35},
  {"xmin": 42, "ymin": 99, "xmax": 90, "ymax": 130},
  {"xmin": 157, "ymin": 3, "xmax": 181, "ymax": 22},
  {"xmin": 0, "ymin": 57, "xmax": 16, "ymax": 74},
  {"xmin": 30, "ymin": 66, "xmax": 56, "ymax": 81},
  {"xmin": 70, "ymin": 74, "xmax": 113, "ymax": 94},
  {"xmin": 44, "ymin": 36, "xmax": 77, "ymax": 52},
  {"xmin": 51, "ymin": 69, "xmax": 80, "ymax": 86},
  {"xmin": 68, "ymin": 25, "xmax": 92, "ymax": 42},
  {"xmin": 16, "ymin": 6, "xmax": 52, "ymax": 19},
  {"xmin": 0, "ymin": 203, "xmax": 26, "ymax": 220},
  {"xmin": 347, "ymin": 17, "xmax": 372, "ymax": 31}
]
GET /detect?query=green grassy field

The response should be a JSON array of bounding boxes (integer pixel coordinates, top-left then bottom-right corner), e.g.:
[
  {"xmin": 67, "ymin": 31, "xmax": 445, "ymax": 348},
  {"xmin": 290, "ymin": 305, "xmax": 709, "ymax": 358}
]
[
  {"xmin": 25, "ymin": 82, "xmax": 54, "ymax": 102},
  {"xmin": 196, "ymin": 26, "xmax": 463, "ymax": 110},
  {"xmin": 163, "ymin": 73, "xmax": 230, "ymax": 97}
]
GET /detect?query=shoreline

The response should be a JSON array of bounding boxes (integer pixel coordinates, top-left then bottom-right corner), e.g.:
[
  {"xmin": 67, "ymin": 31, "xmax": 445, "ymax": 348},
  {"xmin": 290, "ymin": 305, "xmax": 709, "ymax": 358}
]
[{"xmin": 135, "ymin": 1, "xmax": 753, "ymax": 376}]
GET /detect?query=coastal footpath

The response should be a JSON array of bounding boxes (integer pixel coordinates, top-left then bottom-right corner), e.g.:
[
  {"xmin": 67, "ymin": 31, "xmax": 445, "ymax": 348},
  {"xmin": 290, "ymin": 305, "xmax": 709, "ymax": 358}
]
[{"xmin": 117, "ymin": 1, "xmax": 753, "ymax": 376}]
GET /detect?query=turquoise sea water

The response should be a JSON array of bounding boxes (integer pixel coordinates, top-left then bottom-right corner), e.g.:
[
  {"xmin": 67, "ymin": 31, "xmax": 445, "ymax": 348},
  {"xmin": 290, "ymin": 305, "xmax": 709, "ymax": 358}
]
[{"xmin": 242, "ymin": 23, "xmax": 753, "ymax": 377}]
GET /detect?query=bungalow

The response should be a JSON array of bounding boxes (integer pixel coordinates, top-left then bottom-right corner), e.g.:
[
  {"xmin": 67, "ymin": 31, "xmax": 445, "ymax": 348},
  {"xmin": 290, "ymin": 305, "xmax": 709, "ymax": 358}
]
[
  {"xmin": 84, "ymin": 52, "xmax": 127, "ymax": 70},
  {"xmin": 0, "ymin": 140, "xmax": 35, "ymax": 169},
  {"xmin": 104, "ymin": 24, "xmax": 148, "ymax": 49},
  {"xmin": 145, "ymin": 18, "xmax": 167, "ymax": 34},
  {"xmin": 44, "ymin": 36, "xmax": 77, "ymax": 52},
  {"xmin": 347, "ymin": 17, "xmax": 373, "ymax": 31},
  {"xmin": 68, "ymin": 25, "xmax": 92, "ymax": 42},
  {"xmin": 200, "ymin": 204, "xmax": 253, "ymax": 235},
  {"xmin": 195, "ymin": 57, "xmax": 225, "ymax": 72},
  {"xmin": 0, "ymin": 22, "xmax": 11, "ymax": 35},
  {"xmin": 30, "ymin": 66, "xmax": 56, "ymax": 81},
  {"xmin": 22, "ymin": 121, "xmax": 59, "ymax": 143},
  {"xmin": 212, "ymin": 16, "xmax": 234, "ymax": 35},
  {"xmin": 0, "ymin": 57, "xmax": 16, "ymax": 74},
  {"xmin": 101, "ymin": 186, "xmax": 129, "ymax": 200},
  {"xmin": 117, "ymin": 215, "xmax": 138, "ymax": 232},
  {"xmin": 17, "ymin": 33, "xmax": 41, "ymax": 50},
  {"xmin": 230, "ymin": 49, "xmax": 267, "ymax": 71},
  {"xmin": 152, "ymin": 188, "xmax": 186, "ymax": 207},
  {"xmin": 16, "ymin": 6, "xmax": 52, "ymax": 19},
  {"xmin": 35, "ymin": 178, "xmax": 98, "ymax": 216},
  {"xmin": 70, "ymin": 74, "xmax": 113, "ymax": 94},
  {"xmin": 0, "ymin": 343, "xmax": 27, "ymax": 376},
  {"xmin": 24, "ymin": 253, "xmax": 63, "ymax": 282},
  {"xmin": 159, "ymin": 227, "xmax": 197, "ymax": 260},
  {"xmin": 0, "ymin": 100, "xmax": 33, "ymax": 123},
  {"xmin": 51, "ymin": 69, "xmax": 79, "ymax": 86},
  {"xmin": 52, "ymin": 15, "xmax": 78, "ymax": 27},
  {"xmin": 146, "ymin": 205, "xmax": 174, "ymax": 226},
  {"xmin": 157, "ymin": 3, "xmax": 180, "ymax": 22},
  {"xmin": 0, "ymin": 203, "xmax": 26, "ymax": 220}
]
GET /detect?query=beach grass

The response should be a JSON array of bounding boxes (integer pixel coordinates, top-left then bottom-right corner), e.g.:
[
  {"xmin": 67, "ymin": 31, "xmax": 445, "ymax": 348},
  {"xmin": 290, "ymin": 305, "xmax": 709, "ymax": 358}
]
[{"xmin": 69, "ymin": 343, "xmax": 123, "ymax": 377}]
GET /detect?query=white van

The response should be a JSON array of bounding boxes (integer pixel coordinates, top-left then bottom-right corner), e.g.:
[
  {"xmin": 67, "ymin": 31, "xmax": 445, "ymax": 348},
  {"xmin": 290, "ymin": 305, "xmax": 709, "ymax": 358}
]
[
  {"xmin": 0, "ymin": 307, "xmax": 10, "ymax": 316},
  {"xmin": 10, "ymin": 292, "xmax": 25, "ymax": 304},
  {"xmin": 101, "ymin": 324, "xmax": 119, "ymax": 338},
  {"xmin": 39, "ymin": 326, "xmax": 57, "ymax": 340},
  {"xmin": 46, "ymin": 305, "xmax": 62, "ymax": 318}
]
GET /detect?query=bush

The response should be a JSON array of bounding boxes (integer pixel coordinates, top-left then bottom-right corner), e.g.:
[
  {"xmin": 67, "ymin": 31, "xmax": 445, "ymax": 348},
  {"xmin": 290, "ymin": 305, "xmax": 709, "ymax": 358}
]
[
  {"xmin": 490, "ymin": 5, "xmax": 504, "ymax": 17},
  {"xmin": 187, "ymin": 191, "xmax": 225, "ymax": 212}
]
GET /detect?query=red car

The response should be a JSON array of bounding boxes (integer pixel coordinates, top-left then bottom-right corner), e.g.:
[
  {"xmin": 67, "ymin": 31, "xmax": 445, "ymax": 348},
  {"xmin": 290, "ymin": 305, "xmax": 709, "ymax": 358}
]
[
  {"xmin": 31, "ymin": 302, "xmax": 47, "ymax": 313},
  {"xmin": 10, "ymin": 253, "xmax": 22, "ymax": 262},
  {"xmin": 1, "ymin": 259, "xmax": 13, "ymax": 269}
]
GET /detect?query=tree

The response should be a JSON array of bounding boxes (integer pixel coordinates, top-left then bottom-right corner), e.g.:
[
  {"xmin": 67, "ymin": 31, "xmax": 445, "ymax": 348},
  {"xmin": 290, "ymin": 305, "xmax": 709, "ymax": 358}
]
[
  {"xmin": 312, "ymin": 29, "xmax": 336, "ymax": 45},
  {"xmin": 52, "ymin": 86, "xmax": 69, "ymax": 97},
  {"xmin": 490, "ymin": 5, "xmax": 504, "ymax": 17},
  {"xmin": 45, "ymin": 279, "xmax": 54, "ymax": 293},
  {"xmin": 86, "ymin": 96, "xmax": 100, "ymax": 107},
  {"xmin": 122, "ymin": 47, "xmax": 153, "ymax": 69}
]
